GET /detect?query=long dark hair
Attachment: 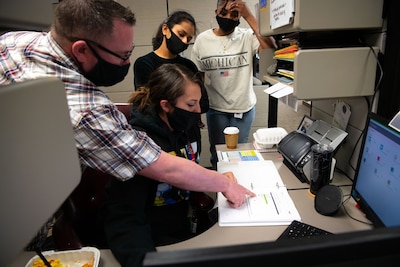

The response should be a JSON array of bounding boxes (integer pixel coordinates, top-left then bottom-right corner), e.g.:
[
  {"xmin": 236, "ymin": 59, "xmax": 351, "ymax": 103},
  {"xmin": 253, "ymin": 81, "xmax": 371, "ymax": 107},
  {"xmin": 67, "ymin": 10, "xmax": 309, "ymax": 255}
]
[
  {"xmin": 152, "ymin": 10, "xmax": 197, "ymax": 50},
  {"xmin": 128, "ymin": 64, "xmax": 204, "ymax": 114}
]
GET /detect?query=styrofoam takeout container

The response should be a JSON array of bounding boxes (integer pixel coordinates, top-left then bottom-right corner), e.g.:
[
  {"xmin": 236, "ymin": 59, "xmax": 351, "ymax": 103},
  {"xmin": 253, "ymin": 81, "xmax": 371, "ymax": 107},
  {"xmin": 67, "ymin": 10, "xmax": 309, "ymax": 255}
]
[
  {"xmin": 25, "ymin": 247, "xmax": 100, "ymax": 267},
  {"xmin": 253, "ymin": 127, "xmax": 288, "ymax": 148}
]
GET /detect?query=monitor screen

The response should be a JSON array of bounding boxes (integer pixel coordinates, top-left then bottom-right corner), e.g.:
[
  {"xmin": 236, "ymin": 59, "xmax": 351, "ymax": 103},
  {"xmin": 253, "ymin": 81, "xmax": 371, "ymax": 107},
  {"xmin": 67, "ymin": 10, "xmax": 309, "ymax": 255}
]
[
  {"xmin": 351, "ymin": 112, "xmax": 400, "ymax": 227},
  {"xmin": 143, "ymin": 226, "xmax": 400, "ymax": 267}
]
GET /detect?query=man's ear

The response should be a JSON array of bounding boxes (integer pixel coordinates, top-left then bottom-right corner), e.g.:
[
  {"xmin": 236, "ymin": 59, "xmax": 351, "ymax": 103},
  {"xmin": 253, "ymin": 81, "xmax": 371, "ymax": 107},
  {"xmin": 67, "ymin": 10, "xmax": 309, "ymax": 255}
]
[{"xmin": 71, "ymin": 40, "xmax": 90, "ymax": 63}]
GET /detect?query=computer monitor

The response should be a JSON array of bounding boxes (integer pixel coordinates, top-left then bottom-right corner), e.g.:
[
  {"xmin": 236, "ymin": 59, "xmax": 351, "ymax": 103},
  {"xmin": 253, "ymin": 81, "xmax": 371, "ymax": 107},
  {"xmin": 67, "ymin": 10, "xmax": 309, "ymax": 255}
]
[
  {"xmin": 351, "ymin": 112, "xmax": 400, "ymax": 227},
  {"xmin": 143, "ymin": 226, "xmax": 400, "ymax": 266},
  {"xmin": 0, "ymin": 78, "xmax": 81, "ymax": 266}
]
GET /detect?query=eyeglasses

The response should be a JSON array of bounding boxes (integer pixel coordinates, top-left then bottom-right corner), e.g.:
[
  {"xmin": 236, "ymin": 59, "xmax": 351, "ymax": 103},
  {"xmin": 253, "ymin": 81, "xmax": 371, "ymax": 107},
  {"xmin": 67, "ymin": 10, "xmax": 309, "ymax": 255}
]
[{"xmin": 84, "ymin": 39, "xmax": 135, "ymax": 62}]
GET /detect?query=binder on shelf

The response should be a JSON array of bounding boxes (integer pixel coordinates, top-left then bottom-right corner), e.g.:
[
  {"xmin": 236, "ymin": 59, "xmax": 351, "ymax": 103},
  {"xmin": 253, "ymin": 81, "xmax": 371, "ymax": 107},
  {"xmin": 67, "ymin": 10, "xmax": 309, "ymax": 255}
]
[{"xmin": 217, "ymin": 161, "xmax": 301, "ymax": 226}]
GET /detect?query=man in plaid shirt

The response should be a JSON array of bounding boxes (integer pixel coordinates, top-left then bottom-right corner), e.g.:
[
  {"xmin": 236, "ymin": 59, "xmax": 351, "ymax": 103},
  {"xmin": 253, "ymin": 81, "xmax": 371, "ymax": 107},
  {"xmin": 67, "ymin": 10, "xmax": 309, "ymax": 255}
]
[{"xmin": 0, "ymin": 0, "xmax": 254, "ymax": 251}]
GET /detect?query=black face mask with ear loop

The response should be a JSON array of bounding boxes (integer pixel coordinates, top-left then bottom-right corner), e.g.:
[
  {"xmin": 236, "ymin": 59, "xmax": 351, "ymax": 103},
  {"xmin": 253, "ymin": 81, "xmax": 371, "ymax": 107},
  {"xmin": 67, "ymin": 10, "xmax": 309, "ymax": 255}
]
[
  {"xmin": 165, "ymin": 28, "xmax": 189, "ymax": 55},
  {"xmin": 83, "ymin": 42, "xmax": 130, "ymax": 87},
  {"xmin": 84, "ymin": 58, "xmax": 130, "ymax": 86},
  {"xmin": 167, "ymin": 106, "xmax": 200, "ymax": 132},
  {"xmin": 216, "ymin": 16, "xmax": 240, "ymax": 33}
]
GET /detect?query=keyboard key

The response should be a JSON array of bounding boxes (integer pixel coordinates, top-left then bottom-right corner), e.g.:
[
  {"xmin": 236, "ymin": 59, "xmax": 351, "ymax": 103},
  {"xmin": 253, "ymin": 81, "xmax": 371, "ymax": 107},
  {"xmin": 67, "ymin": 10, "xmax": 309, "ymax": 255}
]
[{"xmin": 277, "ymin": 220, "xmax": 333, "ymax": 240}]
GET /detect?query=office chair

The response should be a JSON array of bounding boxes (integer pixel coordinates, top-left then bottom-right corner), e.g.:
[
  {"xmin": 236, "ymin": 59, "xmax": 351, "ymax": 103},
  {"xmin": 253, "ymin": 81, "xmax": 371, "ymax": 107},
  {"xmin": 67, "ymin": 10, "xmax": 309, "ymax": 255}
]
[
  {"xmin": 52, "ymin": 104, "xmax": 132, "ymax": 250},
  {"xmin": 52, "ymin": 166, "xmax": 111, "ymax": 250}
]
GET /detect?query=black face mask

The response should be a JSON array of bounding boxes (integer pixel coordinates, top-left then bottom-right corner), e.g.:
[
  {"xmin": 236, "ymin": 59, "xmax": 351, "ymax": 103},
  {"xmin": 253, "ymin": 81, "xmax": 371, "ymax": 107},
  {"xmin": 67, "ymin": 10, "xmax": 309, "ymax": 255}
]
[
  {"xmin": 165, "ymin": 29, "xmax": 189, "ymax": 55},
  {"xmin": 83, "ymin": 44, "xmax": 130, "ymax": 87},
  {"xmin": 167, "ymin": 106, "xmax": 200, "ymax": 132},
  {"xmin": 216, "ymin": 16, "xmax": 240, "ymax": 33}
]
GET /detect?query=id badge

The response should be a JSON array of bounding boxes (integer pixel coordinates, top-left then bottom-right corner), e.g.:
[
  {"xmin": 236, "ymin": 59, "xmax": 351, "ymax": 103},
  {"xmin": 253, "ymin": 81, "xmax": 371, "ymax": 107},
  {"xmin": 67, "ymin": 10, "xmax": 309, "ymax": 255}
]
[{"xmin": 234, "ymin": 113, "xmax": 243, "ymax": 119}]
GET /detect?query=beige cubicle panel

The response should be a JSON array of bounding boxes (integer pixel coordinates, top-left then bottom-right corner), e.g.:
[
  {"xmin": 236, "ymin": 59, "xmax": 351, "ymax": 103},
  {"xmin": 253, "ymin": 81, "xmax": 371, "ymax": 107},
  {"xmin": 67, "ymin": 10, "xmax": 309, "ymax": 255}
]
[{"xmin": 259, "ymin": 0, "xmax": 384, "ymax": 36}]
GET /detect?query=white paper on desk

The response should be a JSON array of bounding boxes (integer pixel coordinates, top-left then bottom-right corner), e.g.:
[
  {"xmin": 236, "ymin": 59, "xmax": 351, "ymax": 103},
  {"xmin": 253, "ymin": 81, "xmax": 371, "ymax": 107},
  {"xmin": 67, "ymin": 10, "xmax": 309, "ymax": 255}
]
[
  {"xmin": 264, "ymin": 82, "xmax": 286, "ymax": 94},
  {"xmin": 271, "ymin": 86, "xmax": 293, "ymax": 98},
  {"xmin": 218, "ymin": 189, "xmax": 300, "ymax": 226},
  {"xmin": 217, "ymin": 150, "xmax": 264, "ymax": 162},
  {"xmin": 217, "ymin": 161, "xmax": 301, "ymax": 226},
  {"xmin": 264, "ymin": 82, "xmax": 294, "ymax": 99}
]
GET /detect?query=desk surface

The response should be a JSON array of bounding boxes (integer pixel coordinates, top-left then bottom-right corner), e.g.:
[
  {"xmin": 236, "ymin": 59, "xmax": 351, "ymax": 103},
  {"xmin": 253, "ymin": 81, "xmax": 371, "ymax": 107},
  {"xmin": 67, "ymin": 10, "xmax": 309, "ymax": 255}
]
[
  {"xmin": 8, "ymin": 143, "xmax": 372, "ymax": 266},
  {"xmin": 161, "ymin": 143, "xmax": 372, "ymax": 251}
]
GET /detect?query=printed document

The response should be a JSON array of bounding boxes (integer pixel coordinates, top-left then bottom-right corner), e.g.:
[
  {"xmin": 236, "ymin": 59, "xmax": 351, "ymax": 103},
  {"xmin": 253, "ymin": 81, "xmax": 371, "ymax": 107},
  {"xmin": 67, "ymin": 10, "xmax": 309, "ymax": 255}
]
[
  {"xmin": 217, "ymin": 160, "xmax": 301, "ymax": 226},
  {"xmin": 217, "ymin": 149, "xmax": 264, "ymax": 162}
]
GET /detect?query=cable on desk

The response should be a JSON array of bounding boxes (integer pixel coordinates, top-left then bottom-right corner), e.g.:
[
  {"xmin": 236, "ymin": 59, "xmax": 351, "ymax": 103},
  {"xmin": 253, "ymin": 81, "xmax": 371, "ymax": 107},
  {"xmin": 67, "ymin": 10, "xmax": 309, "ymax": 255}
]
[{"xmin": 342, "ymin": 195, "xmax": 373, "ymax": 226}]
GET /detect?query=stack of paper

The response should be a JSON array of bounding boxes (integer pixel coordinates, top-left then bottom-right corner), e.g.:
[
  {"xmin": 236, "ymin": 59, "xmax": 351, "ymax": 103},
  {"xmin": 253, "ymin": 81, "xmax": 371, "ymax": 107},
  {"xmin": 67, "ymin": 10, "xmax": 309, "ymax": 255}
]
[
  {"xmin": 217, "ymin": 161, "xmax": 301, "ymax": 226},
  {"xmin": 277, "ymin": 69, "xmax": 294, "ymax": 80},
  {"xmin": 273, "ymin": 44, "xmax": 298, "ymax": 62},
  {"xmin": 273, "ymin": 44, "xmax": 298, "ymax": 81}
]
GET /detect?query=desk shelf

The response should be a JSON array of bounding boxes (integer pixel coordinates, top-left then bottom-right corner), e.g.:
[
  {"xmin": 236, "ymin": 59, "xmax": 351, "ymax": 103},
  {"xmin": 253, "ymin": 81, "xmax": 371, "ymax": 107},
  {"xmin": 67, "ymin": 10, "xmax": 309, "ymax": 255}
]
[
  {"xmin": 258, "ymin": 0, "xmax": 383, "ymax": 100},
  {"xmin": 263, "ymin": 46, "xmax": 379, "ymax": 100},
  {"xmin": 259, "ymin": 0, "xmax": 384, "ymax": 36}
]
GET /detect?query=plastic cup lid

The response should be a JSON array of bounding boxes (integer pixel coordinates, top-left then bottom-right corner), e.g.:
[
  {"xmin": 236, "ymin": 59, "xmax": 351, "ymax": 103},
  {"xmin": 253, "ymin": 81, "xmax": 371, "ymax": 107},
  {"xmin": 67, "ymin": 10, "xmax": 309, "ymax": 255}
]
[{"xmin": 223, "ymin": 127, "xmax": 239, "ymax": 134}]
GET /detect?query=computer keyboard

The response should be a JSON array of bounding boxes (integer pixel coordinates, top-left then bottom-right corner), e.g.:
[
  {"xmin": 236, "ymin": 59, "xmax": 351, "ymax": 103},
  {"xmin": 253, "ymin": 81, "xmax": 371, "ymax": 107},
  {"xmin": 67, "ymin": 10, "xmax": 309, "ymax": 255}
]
[{"xmin": 277, "ymin": 220, "xmax": 333, "ymax": 240}]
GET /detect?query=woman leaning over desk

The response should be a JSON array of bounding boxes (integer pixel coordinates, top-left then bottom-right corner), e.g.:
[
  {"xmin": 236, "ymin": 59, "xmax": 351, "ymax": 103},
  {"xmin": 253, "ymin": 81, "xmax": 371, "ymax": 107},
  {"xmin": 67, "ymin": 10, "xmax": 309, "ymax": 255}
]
[{"xmin": 104, "ymin": 64, "xmax": 222, "ymax": 267}]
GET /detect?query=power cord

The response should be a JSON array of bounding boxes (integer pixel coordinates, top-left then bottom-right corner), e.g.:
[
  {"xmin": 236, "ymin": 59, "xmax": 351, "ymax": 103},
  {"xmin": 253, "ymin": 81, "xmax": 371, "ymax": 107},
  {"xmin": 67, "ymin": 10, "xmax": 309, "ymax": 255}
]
[{"xmin": 341, "ymin": 194, "xmax": 373, "ymax": 226}]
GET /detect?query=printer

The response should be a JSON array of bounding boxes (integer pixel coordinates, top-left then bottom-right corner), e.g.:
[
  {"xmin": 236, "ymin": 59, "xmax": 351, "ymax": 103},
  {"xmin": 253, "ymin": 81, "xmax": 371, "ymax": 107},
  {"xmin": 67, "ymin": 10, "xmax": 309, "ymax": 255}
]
[{"xmin": 277, "ymin": 120, "xmax": 348, "ymax": 183}]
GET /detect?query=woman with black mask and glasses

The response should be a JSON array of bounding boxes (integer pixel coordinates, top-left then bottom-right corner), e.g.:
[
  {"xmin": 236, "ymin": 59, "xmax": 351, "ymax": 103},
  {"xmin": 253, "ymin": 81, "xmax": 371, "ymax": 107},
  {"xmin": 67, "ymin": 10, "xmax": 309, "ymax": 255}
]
[
  {"xmin": 133, "ymin": 10, "xmax": 209, "ymax": 114},
  {"xmin": 191, "ymin": 0, "xmax": 276, "ymax": 170}
]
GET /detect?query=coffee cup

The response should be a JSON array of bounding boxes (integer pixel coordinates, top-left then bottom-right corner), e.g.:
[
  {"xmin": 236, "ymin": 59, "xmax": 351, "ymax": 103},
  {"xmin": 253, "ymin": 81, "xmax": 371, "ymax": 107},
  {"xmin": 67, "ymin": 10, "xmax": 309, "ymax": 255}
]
[{"xmin": 223, "ymin": 127, "xmax": 239, "ymax": 149}]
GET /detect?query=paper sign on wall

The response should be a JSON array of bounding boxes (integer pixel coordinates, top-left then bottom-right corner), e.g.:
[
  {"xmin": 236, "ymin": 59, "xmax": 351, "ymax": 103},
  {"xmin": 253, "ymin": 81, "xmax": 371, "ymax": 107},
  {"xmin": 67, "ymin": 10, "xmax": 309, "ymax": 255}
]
[
  {"xmin": 332, "ymin": 100, "xmax": 351, "ymax": 131},
  {"xmin": 270, "ymin": 0, "xmax": 294, "ymax": 30}
]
